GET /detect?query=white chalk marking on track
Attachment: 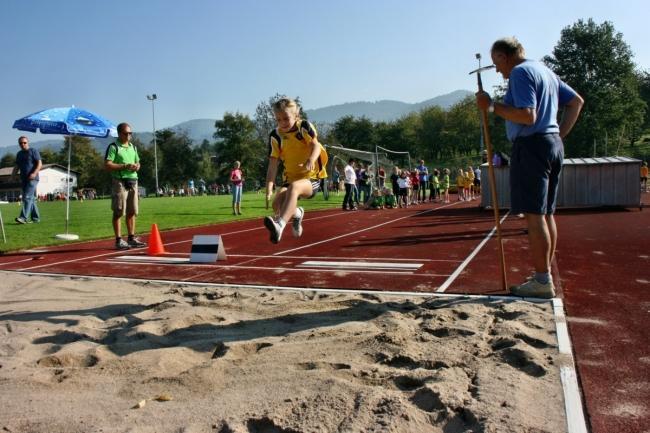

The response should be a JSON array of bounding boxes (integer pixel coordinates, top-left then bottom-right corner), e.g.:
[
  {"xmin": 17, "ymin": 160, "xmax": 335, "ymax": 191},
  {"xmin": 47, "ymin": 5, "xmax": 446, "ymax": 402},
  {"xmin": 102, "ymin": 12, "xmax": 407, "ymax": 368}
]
[
  {"xmin": 297, "ymin": 261, "xmax": 422, "ymax": 271},
  {"xmin": 273, "ymin": 202, "xmax": 460, "ymax": 257},
  {"xmin": 17, "ymin": 248, "xmax": 149, "ymax": 271},
  {"xmin": 436, "ymin": 212, "xmax": 510, "ymax": 293},
  {"xmin": 13, "ymin": 210, "xmax": 347, "ymax": 271},
  {"xmin": 93, "ymin": 260, "xmax": 422, "ymax": 276}
]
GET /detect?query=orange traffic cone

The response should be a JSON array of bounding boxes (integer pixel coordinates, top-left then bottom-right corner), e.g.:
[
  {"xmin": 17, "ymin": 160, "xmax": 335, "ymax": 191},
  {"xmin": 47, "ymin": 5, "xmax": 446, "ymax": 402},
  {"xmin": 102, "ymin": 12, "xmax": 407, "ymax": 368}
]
[{"xmin": 148, "ymin": 224, "xmax": 167, "ymax": 255}]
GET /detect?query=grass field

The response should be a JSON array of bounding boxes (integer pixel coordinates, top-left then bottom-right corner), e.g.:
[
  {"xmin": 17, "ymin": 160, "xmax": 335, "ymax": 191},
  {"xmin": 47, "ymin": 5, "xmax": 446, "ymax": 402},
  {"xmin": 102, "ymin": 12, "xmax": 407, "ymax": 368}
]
[{"xmin": 0, "ymin": 192, "xmax": 341, "ymax": 253}]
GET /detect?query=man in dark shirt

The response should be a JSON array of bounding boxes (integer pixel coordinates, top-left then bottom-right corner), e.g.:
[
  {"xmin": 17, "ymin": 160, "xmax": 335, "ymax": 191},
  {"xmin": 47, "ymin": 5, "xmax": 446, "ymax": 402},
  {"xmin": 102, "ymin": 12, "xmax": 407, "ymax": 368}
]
[{"xmin": 11, "ymin": 136, "xmax": 42, "ymax": 224}]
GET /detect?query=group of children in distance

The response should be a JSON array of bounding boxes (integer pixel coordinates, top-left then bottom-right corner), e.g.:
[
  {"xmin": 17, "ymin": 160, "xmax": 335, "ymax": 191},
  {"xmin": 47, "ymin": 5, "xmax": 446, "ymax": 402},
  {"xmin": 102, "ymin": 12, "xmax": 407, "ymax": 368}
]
[
  {"xmin": 350, "ymin": 164, "xmax": 480, "ymax": 211},
  {"xmin": 261, "ymin": 96, "xmax": 481, "ymax": 244},
  {"xmin": 455, "ymin": 167, "xmax": 479, "ymax": 201}
]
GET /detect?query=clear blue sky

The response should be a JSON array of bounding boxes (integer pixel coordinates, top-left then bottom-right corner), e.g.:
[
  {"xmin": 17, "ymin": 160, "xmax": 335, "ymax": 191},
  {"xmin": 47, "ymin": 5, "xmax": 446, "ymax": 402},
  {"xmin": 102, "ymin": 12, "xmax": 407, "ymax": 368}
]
[{"xmin": 1, "ymin": 0, "xmax": 647, "ymax": 148}]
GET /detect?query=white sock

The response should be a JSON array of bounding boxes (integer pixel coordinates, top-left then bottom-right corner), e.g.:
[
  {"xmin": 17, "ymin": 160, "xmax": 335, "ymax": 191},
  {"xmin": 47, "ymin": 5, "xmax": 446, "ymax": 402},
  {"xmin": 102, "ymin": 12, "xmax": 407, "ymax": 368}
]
[
  {"xmin": 277, "ymin": 217, "xmax": 286, "ymax": 229},
  {"xmin": 294, "ymin": 208, "xmax": 303, "ymax": 220}
]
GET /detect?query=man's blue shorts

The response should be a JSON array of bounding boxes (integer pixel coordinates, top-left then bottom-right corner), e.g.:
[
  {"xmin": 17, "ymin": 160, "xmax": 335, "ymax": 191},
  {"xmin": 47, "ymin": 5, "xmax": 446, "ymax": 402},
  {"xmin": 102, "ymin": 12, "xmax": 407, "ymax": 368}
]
[{"xmin": 510, "ymin": 133, "xmax": 564, "ymax": 215}]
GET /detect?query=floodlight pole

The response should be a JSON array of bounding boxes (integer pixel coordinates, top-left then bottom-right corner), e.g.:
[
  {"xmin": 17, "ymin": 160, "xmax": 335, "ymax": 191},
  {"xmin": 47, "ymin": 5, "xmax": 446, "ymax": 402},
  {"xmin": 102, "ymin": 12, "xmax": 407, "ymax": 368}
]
[{"xmin": 147, "ymin": 94, "xmax": 159, "ymax": 196}]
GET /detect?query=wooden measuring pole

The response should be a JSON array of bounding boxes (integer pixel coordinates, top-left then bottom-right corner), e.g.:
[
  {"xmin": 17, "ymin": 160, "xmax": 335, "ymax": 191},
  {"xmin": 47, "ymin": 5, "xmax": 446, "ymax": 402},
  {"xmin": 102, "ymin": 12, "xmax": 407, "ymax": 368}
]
[{"xmin": 476, "ymin": 71, "xmax": 508, "ymax": 291}]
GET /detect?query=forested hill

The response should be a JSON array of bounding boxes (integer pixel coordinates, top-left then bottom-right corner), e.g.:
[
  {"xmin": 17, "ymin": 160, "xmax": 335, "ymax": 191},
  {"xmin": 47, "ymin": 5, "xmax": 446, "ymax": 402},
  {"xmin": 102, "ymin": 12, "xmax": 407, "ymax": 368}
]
[
  {"xmin": 0, "ymin": 90, "xmax": 471, "ymax": 158},
  {"xmin": 305, "ymin": 90, "xmax": 473, "ymax": 123}
]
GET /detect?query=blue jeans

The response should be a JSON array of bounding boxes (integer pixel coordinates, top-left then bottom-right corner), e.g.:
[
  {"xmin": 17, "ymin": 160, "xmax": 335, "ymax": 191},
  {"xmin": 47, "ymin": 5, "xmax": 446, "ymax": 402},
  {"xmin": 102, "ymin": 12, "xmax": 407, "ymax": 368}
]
[
  {"xmin": 232, "ymin": 184, "xmax": 242, "ymax": 204},
  {"xmin": 19, "ymin": 179, "xmax": 40, "ymax": 222}
]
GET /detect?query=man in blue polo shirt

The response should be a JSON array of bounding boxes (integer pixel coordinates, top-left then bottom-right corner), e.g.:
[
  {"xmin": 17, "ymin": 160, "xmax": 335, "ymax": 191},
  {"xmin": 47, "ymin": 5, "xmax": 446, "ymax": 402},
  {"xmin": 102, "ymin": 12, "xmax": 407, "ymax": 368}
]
[
  {"xmin": 476, "ymin": 37, "xmax": 584, "ymax": 298},
  {"xmin": 11, "ymin": 136, "xmax": 42, "ymax": 224}
]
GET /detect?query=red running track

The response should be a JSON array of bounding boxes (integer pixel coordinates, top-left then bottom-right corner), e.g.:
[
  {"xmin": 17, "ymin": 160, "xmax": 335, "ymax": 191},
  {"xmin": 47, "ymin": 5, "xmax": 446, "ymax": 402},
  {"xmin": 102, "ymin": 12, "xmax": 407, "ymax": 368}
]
[
  {"xmin": 554, "ymin": 198, "xmax": 650, "ymax": 433},
  {"xmin": 1, "ymin": 195, "xmax": 648, "ymax": 432},
  {"xmin": 0, "ymin": 200, "xmax": 523, "ymax": 294}
]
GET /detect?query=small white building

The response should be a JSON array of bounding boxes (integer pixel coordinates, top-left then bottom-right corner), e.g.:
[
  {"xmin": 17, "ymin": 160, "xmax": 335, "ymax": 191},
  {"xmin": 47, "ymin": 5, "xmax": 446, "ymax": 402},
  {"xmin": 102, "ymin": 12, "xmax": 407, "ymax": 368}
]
[{"xmin": 0, "ymin": 164, "xmax": 79, "ymax": 201}]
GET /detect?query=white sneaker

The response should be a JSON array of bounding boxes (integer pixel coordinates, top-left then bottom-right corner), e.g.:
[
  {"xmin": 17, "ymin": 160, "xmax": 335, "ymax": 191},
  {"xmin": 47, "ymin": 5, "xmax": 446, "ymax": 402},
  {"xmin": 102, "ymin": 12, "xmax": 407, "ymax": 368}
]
[
  {"xmin": 510, "ymin": 279, "xmax": 555, "ymax": 299},
  {"xmin": 264, "ymin": 216, "xmax": 283, "ymax": 244},
  {"xmin": 292, "ymin": 207, "xmax": 304, "ymax": 238}
]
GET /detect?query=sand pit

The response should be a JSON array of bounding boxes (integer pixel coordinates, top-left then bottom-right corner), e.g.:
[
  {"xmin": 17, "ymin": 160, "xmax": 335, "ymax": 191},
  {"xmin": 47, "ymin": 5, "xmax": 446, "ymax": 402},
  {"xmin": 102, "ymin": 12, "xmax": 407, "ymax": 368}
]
[{"xmin": 0, "ymin": 272, "xmax": 570, "ymax": 432}]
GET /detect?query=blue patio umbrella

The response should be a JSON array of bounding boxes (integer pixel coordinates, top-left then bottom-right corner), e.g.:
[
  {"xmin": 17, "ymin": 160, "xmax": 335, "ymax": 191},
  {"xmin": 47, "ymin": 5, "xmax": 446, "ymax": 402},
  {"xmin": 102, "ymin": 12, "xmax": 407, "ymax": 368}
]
[{"xmin": 13, "ymin": 106, "xmax": 117, "ymax": 240}]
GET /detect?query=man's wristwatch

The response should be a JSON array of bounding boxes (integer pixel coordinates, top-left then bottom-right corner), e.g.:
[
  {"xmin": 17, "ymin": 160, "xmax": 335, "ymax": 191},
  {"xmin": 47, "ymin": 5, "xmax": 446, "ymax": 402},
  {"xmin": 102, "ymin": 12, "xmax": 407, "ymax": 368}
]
[{"xmin": 488, "ymin": 101, "xmax": 495, "ymax": 113}]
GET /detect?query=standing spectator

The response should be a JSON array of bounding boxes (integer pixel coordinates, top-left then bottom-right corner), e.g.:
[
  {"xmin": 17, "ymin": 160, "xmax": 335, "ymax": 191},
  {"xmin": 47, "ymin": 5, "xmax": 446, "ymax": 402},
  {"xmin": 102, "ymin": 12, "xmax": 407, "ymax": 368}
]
[
  {"xmin": 188, "ymin": 179, "xmax": 196, "ymax": 196},
  {"xmin": 230, "ymin": 161, "xmax": 244, "ymax": 215},
  {"xmin": 390, "ymin": 166, "xmax": 400, "ymax": 196},
  {"xmin": 357, "ymin": 162, "xmax": 371, "ymax": 203},
  {"xmin": 641, "ymin": 161, "xmax": 648, "ymax": 192},
  {"xmin": 397, "ymin": 170, "xmax": 409, "ymax": 208},
  {"xmin": 416, "ymin": 159, "xmax": 429, "ymax": 202},
  {"xmin": 410, "ymin": 169, "xmax": 420, "ymax": 204},
  {"xmin": 456, "ymin": 168, "xmax": 466, "ymax": 201},
  {"xmin": 378, "ymin": 166, "xmax": 386, "ymax": 188},
  {"xmin": 492, "ymin": 151, "xmax": 502, "ymax": 167},
  {"xmin": 104, "ymin": 123, "xmax": 147, "ymax": 250},
  {"xmin": 343, "ymin": 159, "xmax": 357, "ymax": 210},
  {"xmin": 464, "ymin": 168, "xmax": 474, "ymax": 200},
  {"xmin": 332, "ymin": 165, "xmax": 341, "ymax": 195},
  {"xmin": 476, "ymin": 36, "xmax": 583, "ymax": 298},
  {"xmin": 11, "ymin": 136, "xmax": 41, "ymax": 224},
  {"xmin": 430, "ymin": 169, "xmax": 440, "ymax": 202},
  {"xmin": 442, "ymin": 168, "xmax": 451, "ymax": 203},
  {"xmin": 467, "ymin": 166, "xmax": 476, "ymax": 200},
  {"xmin": 474, "ymin": 166, "xmax": 481, "ymax": 195}
]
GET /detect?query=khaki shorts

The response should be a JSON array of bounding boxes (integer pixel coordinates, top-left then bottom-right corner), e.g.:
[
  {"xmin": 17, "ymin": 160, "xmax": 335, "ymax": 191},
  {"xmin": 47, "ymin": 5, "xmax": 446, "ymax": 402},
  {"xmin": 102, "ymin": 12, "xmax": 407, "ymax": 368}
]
[{"xmin": 112, "ymin": 178, "xmax": 139, "ymax": 218}]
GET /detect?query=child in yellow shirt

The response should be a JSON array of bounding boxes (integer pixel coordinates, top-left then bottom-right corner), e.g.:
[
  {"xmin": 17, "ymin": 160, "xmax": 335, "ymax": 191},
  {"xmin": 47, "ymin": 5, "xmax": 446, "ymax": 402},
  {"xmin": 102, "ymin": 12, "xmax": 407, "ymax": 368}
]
[{"xmin": 264, "ymin": 98, "xmax": 328, "ymax": 243}]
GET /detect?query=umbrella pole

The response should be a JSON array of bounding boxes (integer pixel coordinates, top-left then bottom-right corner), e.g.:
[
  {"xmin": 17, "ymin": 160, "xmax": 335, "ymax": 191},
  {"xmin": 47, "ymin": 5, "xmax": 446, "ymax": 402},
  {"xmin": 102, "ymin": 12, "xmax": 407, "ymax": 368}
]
[
  {"xmin": 65, "ymin": 135, "xmax": 71, "ymax": 233},
  {"xmin": 55, "ymin": 136, "xmax": 79, "ymax": 241}
]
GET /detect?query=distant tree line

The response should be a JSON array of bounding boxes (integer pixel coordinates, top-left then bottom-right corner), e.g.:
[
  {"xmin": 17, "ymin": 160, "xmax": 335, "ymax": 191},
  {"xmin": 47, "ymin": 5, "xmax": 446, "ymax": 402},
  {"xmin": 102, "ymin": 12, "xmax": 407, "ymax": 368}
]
[{"xmin": 2, "ymin": 19, "xmax": 647, "ymax": 193}]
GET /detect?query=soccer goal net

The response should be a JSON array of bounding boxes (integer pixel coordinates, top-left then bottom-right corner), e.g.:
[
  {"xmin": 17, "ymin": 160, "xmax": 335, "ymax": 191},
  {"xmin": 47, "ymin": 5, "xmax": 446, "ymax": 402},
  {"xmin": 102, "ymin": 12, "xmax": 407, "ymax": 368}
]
[{"xmin": 324, "ymin": 144, "xmax": 412, "ymax": 190}]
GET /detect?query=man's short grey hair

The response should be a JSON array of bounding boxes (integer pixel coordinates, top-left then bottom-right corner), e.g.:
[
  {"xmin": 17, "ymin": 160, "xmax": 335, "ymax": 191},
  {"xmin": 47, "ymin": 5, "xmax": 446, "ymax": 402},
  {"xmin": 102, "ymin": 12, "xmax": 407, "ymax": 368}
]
[{"xmin": 491, "ymin": 37, "xmax": 526, "ymax": 58}]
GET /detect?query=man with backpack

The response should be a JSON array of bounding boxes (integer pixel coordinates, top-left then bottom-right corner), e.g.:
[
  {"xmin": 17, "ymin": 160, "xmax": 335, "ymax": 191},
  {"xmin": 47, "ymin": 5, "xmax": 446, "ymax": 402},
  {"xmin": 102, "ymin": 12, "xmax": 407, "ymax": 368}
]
[{"xmin": 104, "ymin": 123, "xmax": 147, "ymax": 250}]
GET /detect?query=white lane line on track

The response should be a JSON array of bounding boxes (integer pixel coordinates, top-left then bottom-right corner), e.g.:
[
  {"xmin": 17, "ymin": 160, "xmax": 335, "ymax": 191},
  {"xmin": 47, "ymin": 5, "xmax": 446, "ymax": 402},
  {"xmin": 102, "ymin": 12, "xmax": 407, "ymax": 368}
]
[
  {"xmin": 232, "ymin": 254, "xmax": 450, "ymax": 262},
  {"xmin": 435, "ymin": 212, "xmax": 510, "ymax": 293},
  {"xmin": 91, "ymin": 260, "xmax": 429, "ymax": 276},
  {"xmin": 272, "ymin": 202, "xmax": 461, "ymax": 256},
  {"xmin": 0, "ymin": 257, "xmax": 40, "ymax": 266}
]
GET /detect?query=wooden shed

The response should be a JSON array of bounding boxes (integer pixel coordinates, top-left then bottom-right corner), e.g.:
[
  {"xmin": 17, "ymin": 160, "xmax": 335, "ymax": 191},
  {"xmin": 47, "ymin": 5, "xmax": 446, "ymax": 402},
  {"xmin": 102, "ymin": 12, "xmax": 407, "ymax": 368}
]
[{"xmin": 480, "ymin": 156, "xmax": 642, "ymax": 210}]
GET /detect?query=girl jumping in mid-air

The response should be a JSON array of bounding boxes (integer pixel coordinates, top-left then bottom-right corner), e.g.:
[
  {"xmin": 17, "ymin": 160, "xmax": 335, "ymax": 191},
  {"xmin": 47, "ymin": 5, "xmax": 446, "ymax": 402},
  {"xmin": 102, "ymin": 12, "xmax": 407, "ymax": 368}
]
[{"xmin": 263, "ymin": 98, "xmax": 328, "ymax": 244}]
